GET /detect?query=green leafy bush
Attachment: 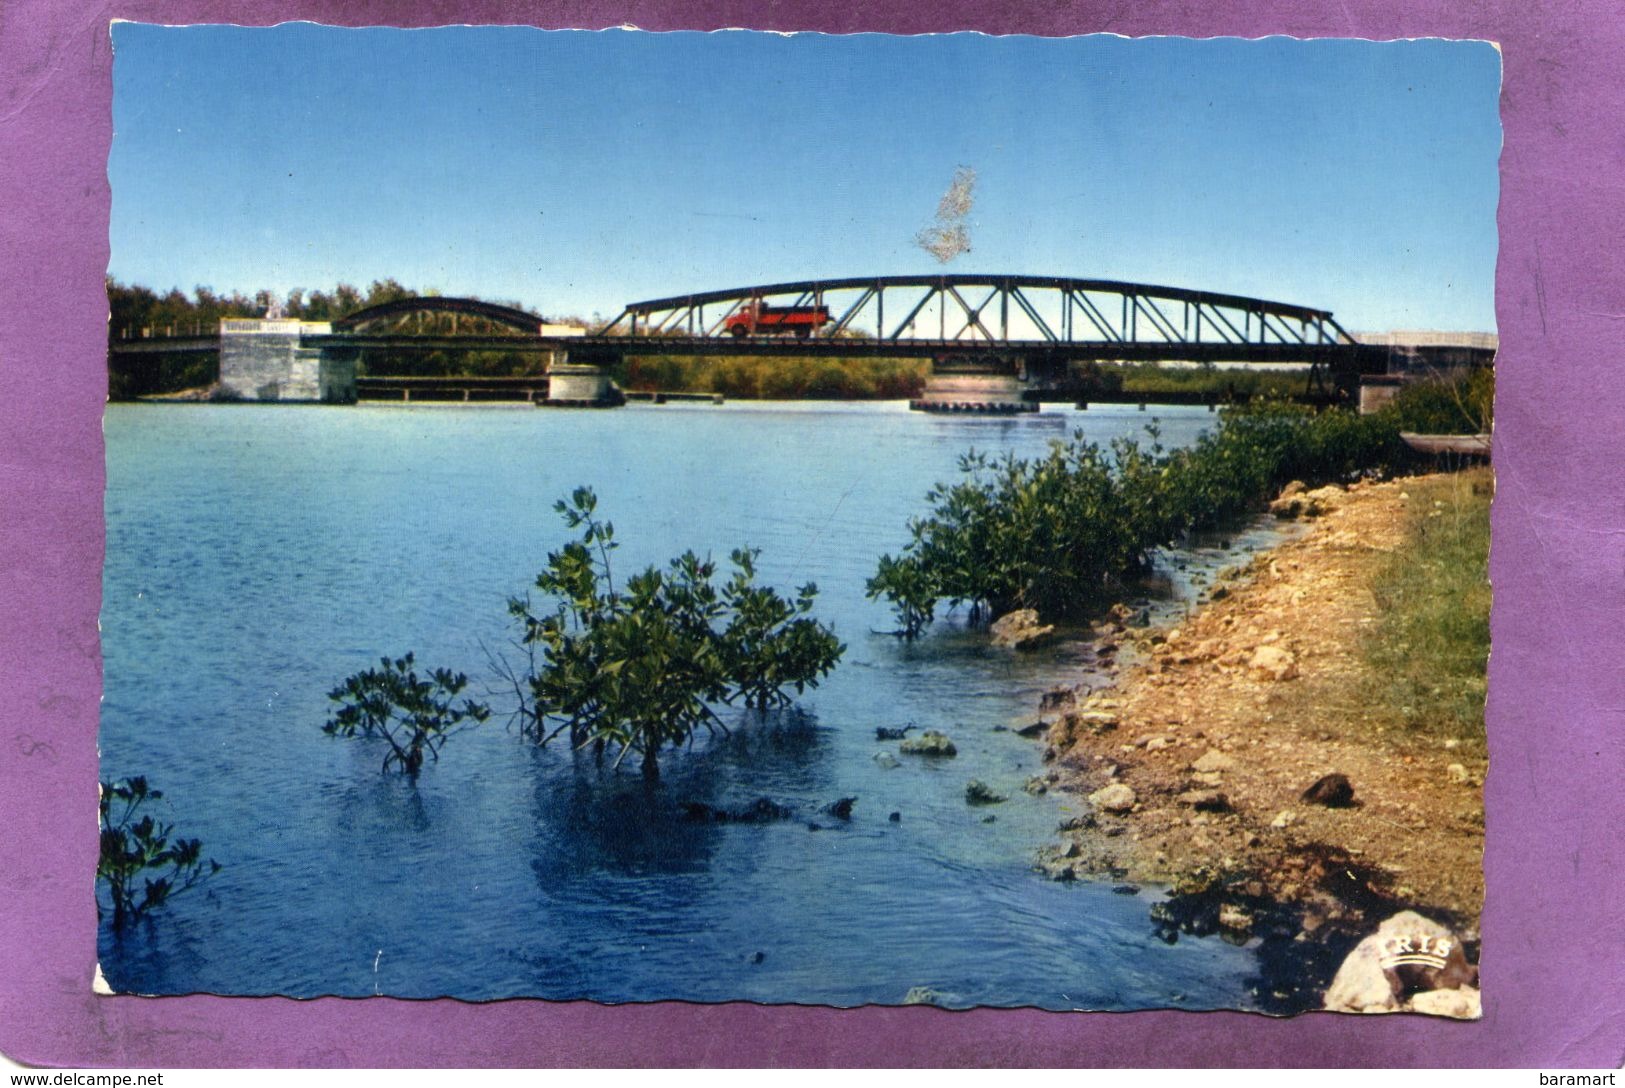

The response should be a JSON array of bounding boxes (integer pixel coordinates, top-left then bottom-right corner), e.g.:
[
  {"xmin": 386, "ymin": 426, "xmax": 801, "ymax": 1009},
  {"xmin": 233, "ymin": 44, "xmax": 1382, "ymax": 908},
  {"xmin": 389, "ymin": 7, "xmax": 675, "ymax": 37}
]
[
  {"xmin": 508, "ymin": 488, "xmax": 843, "ymax": 777},
  {"xmin": 98, "ymin": 777, "xmax": 220, "ymax": 931},
  {"xmin": 324, "ymin": 654, "xmax": 491, "ymax": 775},
  {"xmin": 871, "ymin": 402, "xmax": 1419, "ymax": 633},
  {"xmin": 1381, "ymin": 369, "xmax": 1493, "ymax": 435}
]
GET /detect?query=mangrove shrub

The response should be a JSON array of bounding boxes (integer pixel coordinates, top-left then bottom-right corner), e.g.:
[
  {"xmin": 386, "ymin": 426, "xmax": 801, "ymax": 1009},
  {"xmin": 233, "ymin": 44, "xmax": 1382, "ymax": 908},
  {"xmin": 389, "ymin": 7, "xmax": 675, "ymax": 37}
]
[
  {"xmin": 324, "ymin": 653, "xmax": 491, "ymax": 775},
  {"xmin": 98, "ymin": 776, "xmax": 220, "ymax": 931},
  {"xmin": 508, "ymin": 488, "xmax": 844, "ymax": 777},
  {"xmin": 870, "ymin": 402, "xmax": 1416, "ymax": 633}
]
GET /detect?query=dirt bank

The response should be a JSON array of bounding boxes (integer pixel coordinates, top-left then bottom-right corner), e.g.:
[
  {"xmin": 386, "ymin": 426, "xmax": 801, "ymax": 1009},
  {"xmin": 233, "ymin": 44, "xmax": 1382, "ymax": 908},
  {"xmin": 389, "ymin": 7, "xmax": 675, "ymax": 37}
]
[{"xmin": 1029, "ymin": 473, "xmax": 1487, "ymax": 1010}]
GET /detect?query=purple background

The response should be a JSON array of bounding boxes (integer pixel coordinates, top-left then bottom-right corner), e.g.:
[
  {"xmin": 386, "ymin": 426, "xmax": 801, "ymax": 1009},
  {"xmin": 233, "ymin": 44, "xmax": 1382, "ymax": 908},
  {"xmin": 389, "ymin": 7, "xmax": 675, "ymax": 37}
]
[{"xmin": 2, "ymin": 0, "xmax": 1620, "ymax": 1069}]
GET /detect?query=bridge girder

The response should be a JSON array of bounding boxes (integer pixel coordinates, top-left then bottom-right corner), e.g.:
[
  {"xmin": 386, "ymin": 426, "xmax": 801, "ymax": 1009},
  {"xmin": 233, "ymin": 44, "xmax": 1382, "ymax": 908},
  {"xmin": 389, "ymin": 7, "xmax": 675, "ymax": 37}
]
[
  {"xmin": 331, "ymin": 296, "xmax": 545, "ymax": 335},
  {"xmin": 599, "ymin": 275, "xmax": 1358, "ymax": 353}
]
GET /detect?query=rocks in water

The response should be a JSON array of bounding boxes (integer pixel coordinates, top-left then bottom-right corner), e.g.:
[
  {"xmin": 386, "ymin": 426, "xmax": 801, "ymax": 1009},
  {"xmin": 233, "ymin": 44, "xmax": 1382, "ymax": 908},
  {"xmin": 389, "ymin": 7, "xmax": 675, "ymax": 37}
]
[
  {"xmin": 1249, "ymin": 645, "xmax": 1299, "ymax": 681},
  {"xmin": 1323, "ymin": 910, "xmax": 1478, "ymax": 1015},
  {"xmin": 1191, "ymin": 749, "xmax": 1237, "ymax": 774},
  {"xmin": 873, "ymin": 751, "xmax": 900, "ymax": 770},
  {"xmin": 899, "ymin": 730, "xmax": 957, "ymax": 757},
  {"xmin": 1023, "ymin": 775, "xmax": 1049, "ymax": 796},
  {"xmin": 1039, "ymin": 686, "xmax": 1080, "ymax": 712},
  {"xmin": 989, "ymin": 608, "xmax": 1056, "ymax": 650},
  {"xmin": 1218, "ymin": 903, "xmax": 1253, "ymax": 937},
  {"xmin": 965, "ymin": 779, "xmax": 1008, "ymax": 805},
  {"xmin": 1088, "ymin": 782, "xmax": 1136, "ymax": 814},
  {"xmin": 1177, "ymin": 789, "xmax": 1231, "ymax": 813},
  {"xmin": 1111, "ymin": 884, "xmax": 1140, "ymax": 895},
  {"xmin": 888, "ymin": 811, "xmax": 901, "ymax": 823},
  {"xmin": 981, "ymin": 814, "xmax": 998, "ymax": 824},
  {"xmin": 1104, "ymin": 601, "xmax": 1148, "ymax": 630},
  {"xmin": 874, "ymin": 724, "xmax": 915, "ymax": 741},
  {"xmin": 1302, "ymin": 773, "xmax": 1356, "ymax": 808},
  {"xmin": 902, "ymin": 985, "xmax": 942, "ymax": 1006},
  {"xmin": 1057, "ymin": 813, "xmax": 1096, "ymax": 832},
  {"xmin": 1014, "ymin": 720, "xmax": 1049, "ymax": 739},
  {"xmin": 682, "ymin": 797, "xmax": 795, "ymax": 824},
  {"xmin": 824, "ymin": 796, "xmax": 857, "ymax": 821},
  {"xmin": 750, "ymin": 951, "xmax": 766, "ymax": 965}
]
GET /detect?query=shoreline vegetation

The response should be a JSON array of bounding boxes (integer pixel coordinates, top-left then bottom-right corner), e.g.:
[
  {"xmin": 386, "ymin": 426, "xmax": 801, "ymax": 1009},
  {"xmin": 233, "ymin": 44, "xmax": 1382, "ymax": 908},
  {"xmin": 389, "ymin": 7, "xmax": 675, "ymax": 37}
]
[
  {"xmin": 1028, "ymin": 470, "xmax": 1489, "ymax": 1014},
  {"xmin": 865, "ymin": 390, "xmax": 1485, "ymax": 635},
  {"xmin": 863, "ymin": 385, "xmax": 1490, "ymax": 1014}
]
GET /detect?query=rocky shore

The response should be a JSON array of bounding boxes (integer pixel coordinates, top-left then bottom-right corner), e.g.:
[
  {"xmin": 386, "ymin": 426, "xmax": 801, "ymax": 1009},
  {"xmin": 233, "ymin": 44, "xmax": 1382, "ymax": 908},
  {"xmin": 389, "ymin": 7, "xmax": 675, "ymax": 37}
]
[{"xmin": 1022, "ymin": 474, "xmax": 1486, "ymax": 1016}]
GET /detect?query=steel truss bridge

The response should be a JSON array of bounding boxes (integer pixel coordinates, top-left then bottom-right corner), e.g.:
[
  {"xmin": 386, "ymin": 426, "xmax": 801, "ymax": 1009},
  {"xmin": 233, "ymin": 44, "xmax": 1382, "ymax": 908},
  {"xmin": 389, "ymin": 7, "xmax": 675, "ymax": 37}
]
[
  {"xmin": 601, "ymin": 274, "xmax": 1356, "ymax": 356},
  {"xmin": 109, "ymin": 276, "xmax": 1489, "ymax": 404},
  {"xmin": 586, "ymin": 275, "xmax": 1391, "ymax": 398}
]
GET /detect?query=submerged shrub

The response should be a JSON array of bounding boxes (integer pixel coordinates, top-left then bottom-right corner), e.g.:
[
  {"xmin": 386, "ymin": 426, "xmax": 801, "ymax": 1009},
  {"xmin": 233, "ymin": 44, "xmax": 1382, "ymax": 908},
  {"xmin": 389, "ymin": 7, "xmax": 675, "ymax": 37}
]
[
  {"xmin": 324, "ymin": 653, "xmax": 491, "ymax": 776},
  {"xmin": 509, "ymin": 487, "xmax": 843, "ymax": 778},
  {"xmin": 98, "ymin": 776, "xmax": 220, "ymax": 931},
  {"xmin": 866, "ymin": 553, "xmax": 939, "ymax": 639}
]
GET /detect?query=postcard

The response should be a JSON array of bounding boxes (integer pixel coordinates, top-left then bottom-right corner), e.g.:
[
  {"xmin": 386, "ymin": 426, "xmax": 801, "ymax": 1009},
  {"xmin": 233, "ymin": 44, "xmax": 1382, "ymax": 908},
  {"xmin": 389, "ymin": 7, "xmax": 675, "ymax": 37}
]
[{"xmin": 94, "ymin": 26, "xmax": 1502, "ymax": 1019}]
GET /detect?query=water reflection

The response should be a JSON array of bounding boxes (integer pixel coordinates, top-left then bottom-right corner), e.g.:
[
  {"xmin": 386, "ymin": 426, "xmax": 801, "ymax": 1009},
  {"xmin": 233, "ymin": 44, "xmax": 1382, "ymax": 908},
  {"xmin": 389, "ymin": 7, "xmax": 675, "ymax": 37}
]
[{"xmin": 525, "ymin": 707, "xmax": 833, "ymax": 886}]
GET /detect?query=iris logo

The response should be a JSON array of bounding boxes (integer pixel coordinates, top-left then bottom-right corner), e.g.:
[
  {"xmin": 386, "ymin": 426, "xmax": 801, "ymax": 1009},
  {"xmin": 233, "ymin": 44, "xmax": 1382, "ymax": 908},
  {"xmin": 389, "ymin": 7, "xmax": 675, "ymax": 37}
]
[{"xmin": 1378, "ymin": 934, "xmax": 1454, "ymax": 971}]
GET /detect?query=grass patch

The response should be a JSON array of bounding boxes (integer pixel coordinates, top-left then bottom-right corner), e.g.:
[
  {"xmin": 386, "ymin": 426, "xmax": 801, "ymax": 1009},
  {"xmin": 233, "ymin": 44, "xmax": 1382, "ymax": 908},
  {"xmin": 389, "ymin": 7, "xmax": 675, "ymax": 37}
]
[{"xmin": 1363, "ymin": 468, "xmax": 1492, "ymax": 742}]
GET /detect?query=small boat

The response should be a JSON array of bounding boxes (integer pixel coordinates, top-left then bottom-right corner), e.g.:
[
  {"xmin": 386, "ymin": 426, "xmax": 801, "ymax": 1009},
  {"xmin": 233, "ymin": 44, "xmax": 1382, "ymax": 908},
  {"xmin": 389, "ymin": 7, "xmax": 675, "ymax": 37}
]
[{"xmin": 1400, "ymin": 432, "xmax": 1491, "ymax": 457}]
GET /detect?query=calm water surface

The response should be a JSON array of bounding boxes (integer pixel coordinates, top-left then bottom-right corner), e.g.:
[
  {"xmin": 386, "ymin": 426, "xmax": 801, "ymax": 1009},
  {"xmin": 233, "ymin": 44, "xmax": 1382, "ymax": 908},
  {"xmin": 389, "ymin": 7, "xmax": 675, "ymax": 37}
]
[{"xmin": 100, "ymin": 400, "xmax": 1275, "ymax": 1007}]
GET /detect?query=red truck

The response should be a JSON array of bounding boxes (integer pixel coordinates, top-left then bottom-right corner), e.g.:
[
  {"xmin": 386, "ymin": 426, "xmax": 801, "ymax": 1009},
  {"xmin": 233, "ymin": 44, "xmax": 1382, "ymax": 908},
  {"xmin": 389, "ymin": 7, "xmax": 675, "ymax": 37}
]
[{"xmin": 725, "ymin": 301, "xmax": 831, "ymax": 338}]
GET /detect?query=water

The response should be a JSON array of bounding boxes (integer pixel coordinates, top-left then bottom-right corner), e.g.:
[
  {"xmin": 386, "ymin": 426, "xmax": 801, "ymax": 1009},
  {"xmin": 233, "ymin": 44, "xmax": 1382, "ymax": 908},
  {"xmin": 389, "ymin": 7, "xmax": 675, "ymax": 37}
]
[{"xmin": 99, "ymin": 399, "xmax": 1275, "ymax": 1007}]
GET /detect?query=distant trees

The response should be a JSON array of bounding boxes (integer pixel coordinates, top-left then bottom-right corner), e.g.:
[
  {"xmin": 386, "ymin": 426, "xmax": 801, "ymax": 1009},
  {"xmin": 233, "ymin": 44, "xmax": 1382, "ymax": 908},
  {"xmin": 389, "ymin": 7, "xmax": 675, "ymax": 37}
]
[
  {"xmin": 107, "ymin": 276, "xmax": 437, "ymax": 337},
  {"xmin": 621, "ymin": 354, "xmax": 929, "ymax": 400}
]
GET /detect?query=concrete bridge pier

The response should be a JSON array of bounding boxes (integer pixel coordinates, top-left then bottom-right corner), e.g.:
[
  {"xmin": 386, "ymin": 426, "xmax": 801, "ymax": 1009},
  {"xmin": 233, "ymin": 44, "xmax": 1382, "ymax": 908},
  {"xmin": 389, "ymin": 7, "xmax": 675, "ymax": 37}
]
[
  {"xmin": 543, "ymin": 347, "xmax": 625, "ymax": 408},
  {"xmin": 909, "ymin": 358, "xmax": 1037, "ymax": 415},
  {"xmin": 219, "ymin": 318, "xmax": 356, "ymax": 403}
]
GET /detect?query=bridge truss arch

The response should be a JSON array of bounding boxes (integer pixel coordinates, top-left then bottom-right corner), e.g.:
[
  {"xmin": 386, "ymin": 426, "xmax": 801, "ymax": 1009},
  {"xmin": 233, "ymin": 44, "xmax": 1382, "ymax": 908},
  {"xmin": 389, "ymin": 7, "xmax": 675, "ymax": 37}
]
[
  {"xmin": 332, "ymin": 296, "xmax": 546, "ymax": 335},
  {"xmin": 599, "ymin": 275, "xmax": 1358, "ymax": 360}
]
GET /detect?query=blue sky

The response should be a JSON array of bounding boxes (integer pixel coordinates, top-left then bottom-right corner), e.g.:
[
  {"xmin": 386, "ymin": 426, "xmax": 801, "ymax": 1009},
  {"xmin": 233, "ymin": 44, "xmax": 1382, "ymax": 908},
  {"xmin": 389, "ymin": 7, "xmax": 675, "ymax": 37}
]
[{"xmin": 109, "ymin": 26, "xmax": 1501, "ymax": 330}]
